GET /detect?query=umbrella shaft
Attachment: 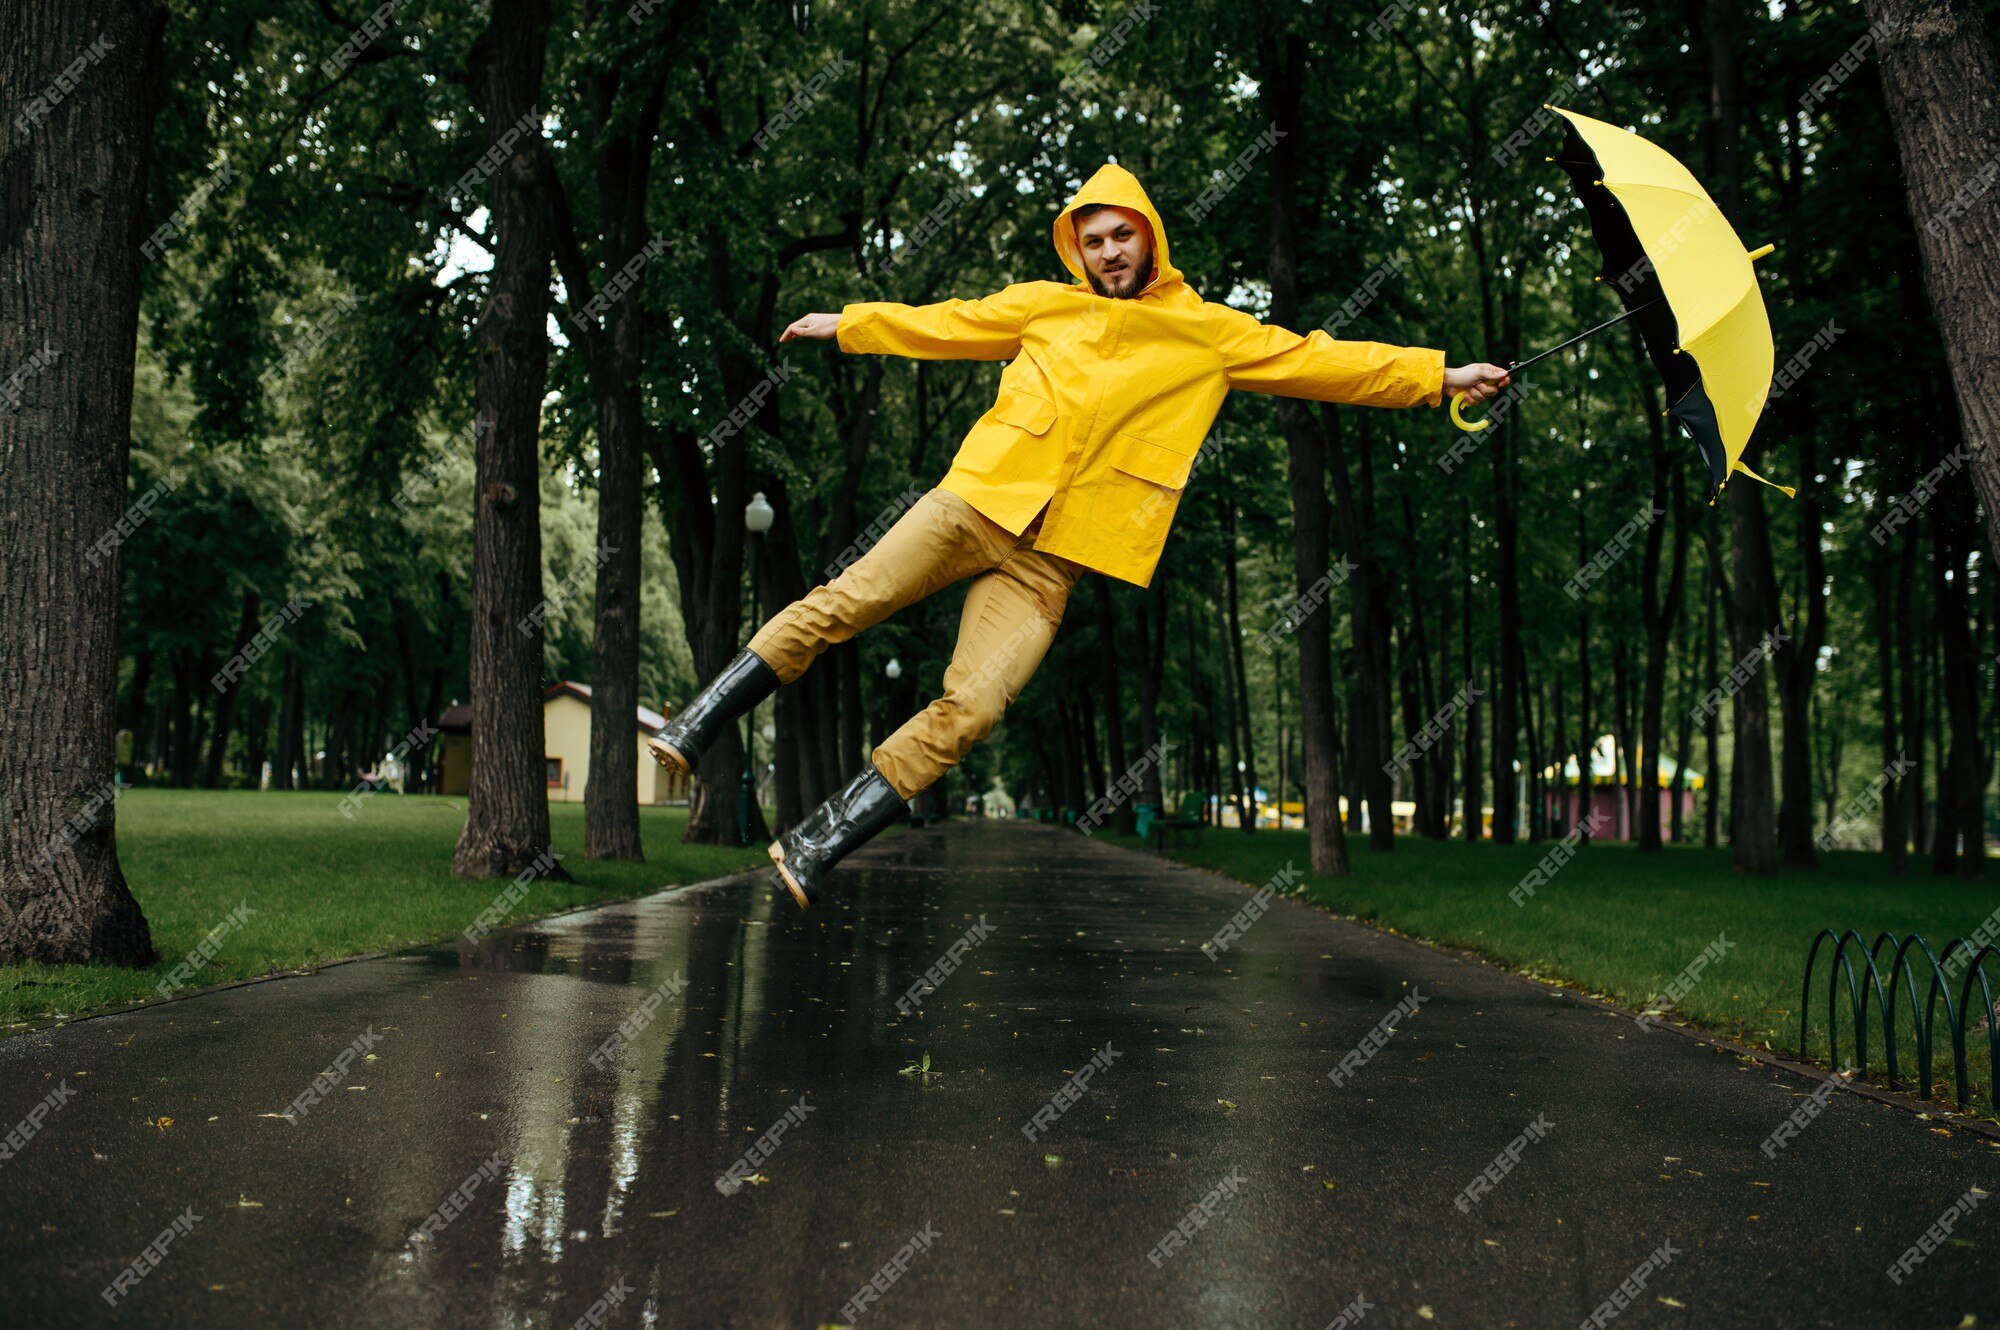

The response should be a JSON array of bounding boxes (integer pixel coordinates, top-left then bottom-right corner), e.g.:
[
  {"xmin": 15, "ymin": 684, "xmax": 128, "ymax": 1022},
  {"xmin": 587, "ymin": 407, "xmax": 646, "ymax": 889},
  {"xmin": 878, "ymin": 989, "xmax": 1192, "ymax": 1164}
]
[{"xmin": 1508, "ymin": 295, "xmax": 1665, "ymax": 374}]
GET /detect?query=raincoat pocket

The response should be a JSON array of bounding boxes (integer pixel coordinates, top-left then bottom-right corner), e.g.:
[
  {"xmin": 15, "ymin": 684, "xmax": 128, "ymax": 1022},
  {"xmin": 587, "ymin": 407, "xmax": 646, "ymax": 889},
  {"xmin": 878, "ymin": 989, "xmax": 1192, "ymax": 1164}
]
[
  {"xmin": 948, "ymin": 386, "xmax": 1058, "ymax": 490},
  {"xmin": 991, "ymin": 385, "xmax": 1057, "ymax": 435},
  {"xmin": 1090, "ymin": 431, "xmax": 1192, "ymax": 536}
]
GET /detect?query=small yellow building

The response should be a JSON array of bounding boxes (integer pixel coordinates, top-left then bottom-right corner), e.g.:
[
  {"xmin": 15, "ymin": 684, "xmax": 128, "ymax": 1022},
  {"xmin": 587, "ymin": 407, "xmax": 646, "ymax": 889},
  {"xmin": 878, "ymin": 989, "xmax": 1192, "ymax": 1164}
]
[{"xmin": 435, "ymin": 682, "xmax": 688, "ymax": 805}]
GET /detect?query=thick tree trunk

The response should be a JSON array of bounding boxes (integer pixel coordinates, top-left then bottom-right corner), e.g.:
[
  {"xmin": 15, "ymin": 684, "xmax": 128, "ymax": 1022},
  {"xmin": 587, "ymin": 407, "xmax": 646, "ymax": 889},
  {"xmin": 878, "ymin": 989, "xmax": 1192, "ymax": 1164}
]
[
  {"xmin": 1723, "ymin": 486, "xmax": 1783, "ymax": 874},
  {"xmin": 452, "ymin": 0, "xmax": 568, "ymax": 881},
  {"xmin": 0, "ymin": 0, "xmax": 163, "ymax": 965},
  {"xmin": 1864, "ymin": 0, "xmax": 2000, "ymax": 568},
  {"xmin": 583, "ymin": 287, "xmax": 646, "ymax": 860},
  {"xmin": 1259, "ymin": 31, "xmax": 1349, "ymax": 873},
  {"xmin": 1700, "ymin": 0, "xmax": 1779, "ymax": 872}
]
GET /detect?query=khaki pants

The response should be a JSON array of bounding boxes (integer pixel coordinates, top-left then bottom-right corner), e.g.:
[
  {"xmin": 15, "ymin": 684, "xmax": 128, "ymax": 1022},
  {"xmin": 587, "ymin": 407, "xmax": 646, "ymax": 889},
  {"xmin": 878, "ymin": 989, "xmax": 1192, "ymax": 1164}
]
[{"xmin": 746, "ymin": 487, "xmax": 1085, "ymax": 800}]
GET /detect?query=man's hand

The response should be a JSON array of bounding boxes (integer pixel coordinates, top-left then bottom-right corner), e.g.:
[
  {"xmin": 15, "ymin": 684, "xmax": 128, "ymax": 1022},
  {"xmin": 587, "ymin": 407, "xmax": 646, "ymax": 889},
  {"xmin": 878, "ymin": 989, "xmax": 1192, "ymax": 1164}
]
[
  {"xmin": 1443, "ymin": 362, "xmax": 1512, "ymax": 404},
  {"xmin": 779, "ymin": 312, "xmax": 841, "ymax": 343}
]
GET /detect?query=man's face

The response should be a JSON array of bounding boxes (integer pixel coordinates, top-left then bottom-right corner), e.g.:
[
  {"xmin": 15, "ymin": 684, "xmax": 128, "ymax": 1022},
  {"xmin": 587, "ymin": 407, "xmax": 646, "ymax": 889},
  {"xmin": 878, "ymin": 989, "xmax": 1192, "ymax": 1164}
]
[{"xmin": 1074, "ymin": 206, "xmax": 1154, "ymax": 299}]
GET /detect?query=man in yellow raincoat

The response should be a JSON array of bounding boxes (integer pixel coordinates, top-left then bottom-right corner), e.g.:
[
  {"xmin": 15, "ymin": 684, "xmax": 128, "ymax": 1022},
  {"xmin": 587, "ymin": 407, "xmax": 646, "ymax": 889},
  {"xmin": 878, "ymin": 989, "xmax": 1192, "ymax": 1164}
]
[{"xmin": 651, "ymin": 162, "xmax": 1511, "ymax": 909}]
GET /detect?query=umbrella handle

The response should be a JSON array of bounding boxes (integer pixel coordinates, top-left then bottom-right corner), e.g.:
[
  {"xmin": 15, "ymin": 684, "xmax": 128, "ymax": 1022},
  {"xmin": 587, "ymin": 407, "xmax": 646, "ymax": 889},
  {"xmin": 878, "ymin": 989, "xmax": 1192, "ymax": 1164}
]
[{"xmin": 1448, "ymin": 392, "xmax": 1490, "ymax": 433}]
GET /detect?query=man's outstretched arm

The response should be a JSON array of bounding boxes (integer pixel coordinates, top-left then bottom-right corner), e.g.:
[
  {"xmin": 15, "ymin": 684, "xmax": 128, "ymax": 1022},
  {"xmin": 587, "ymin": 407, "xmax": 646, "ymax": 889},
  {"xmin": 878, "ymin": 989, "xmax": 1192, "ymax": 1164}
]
[
  {"xmin": 1203, "ymin": 303, "xmax": 1509, "ymax": 409},
  {"xmin": 780, "ymin": 282, "xmax": 1051, "ymax": 361}
]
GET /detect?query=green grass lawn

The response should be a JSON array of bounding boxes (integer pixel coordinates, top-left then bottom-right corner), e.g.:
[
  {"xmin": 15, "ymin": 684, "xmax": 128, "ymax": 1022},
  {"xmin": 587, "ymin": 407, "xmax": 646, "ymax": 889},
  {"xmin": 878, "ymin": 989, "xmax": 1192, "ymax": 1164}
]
[
  {"xmin": 1110, "ymin": 826, "xmax": 2000, "ymax": 1117},
  {"xmin": 1, "ymin": 789, "xmax": 769, "ymax": 1030}
]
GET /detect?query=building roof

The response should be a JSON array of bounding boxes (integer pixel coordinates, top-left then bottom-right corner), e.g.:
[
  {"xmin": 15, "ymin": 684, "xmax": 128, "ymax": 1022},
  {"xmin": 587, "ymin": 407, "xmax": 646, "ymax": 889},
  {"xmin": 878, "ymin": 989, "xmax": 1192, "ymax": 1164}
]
[
  {"xmin": 543, "ymin": 681, "xmax": 668, "ymax": 734},
  {"xmin": 436, "ymin": 684, "xmax": 667, "ymax": 736}
]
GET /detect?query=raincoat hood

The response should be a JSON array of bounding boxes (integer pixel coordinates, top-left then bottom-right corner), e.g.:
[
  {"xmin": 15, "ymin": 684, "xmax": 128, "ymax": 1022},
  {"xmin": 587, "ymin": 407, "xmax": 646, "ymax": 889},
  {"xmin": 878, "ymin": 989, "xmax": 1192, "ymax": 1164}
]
[{"xmin": 1051, "ymin": 162, "xmax": 1184, "ymax": 297}]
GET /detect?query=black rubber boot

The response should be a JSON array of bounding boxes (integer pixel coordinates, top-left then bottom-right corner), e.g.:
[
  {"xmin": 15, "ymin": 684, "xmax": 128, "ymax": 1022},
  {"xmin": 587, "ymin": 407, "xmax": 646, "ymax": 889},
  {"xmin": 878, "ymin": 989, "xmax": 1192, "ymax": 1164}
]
[
  {"xmin": 647, "ymin": 647, "xmax": 781, "ymax": 775},
  {"xmin": 769, "ymin": 764, "xmax": 911, "ymax": 909}
]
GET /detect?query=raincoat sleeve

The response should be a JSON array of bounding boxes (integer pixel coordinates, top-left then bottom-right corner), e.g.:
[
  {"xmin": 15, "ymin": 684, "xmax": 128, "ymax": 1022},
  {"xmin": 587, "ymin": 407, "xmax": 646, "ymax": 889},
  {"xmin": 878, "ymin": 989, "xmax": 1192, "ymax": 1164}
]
[
  {"xmin": 836, "ymin": 282, "xmax": 1049, "ymax": 361},
  {"xmin": 1204, "ymin": 304, "xmax": 1446, "ymax": 409}
]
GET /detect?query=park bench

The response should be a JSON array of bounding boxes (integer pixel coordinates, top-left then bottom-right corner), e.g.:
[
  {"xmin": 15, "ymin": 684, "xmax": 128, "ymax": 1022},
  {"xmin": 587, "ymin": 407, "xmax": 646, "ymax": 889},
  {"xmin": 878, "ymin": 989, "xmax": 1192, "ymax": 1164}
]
[{"xmin": 1149, "ymin": 790, "xmax": 1207, "ymax": 853}]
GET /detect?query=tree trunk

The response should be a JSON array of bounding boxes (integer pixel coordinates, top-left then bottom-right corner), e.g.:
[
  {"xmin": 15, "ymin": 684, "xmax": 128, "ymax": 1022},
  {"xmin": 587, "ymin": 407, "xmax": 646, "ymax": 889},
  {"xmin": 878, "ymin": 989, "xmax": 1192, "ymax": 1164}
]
[
  {"xmin": 169, "ymin": 649, "xmax": 196, "ymax": 788},
  {"xmin": 1461, "ymin": 510, "xmax": 1483, "ymax": 842},
  {"xmin": 1777, "ymin": 429, "xmax": 1828, "ymax": 868},
  {"xmin": 1260, "ymin": 30, "xmax": 1349, "ymax": 873},
  {"xmin": 204, "ymin": 588, "xmax": 260, "ymax": 788},
  {"xmin": 1134, "ymin": 576, "xmax": 1167, "ymax": 811},
  {"xmin": 1703, "ymin": 562, "xmax": 1721, "ymax": 849},
  {"xmin": 452, "ymin": 0, "xmax": 568, "ymax": 881},
  {"xmin": 1093, "ymin": 579, "xmax": 1138, "ymax": 837},
  {"xmin": 1322, "ymin": 406, "xmax": 1394, "ymax": 849},
  {"xmin": 566, "ymin": 80, "xmax": 662, "ymax": 862},
  {"xmin": 1612, "ymin": 638, "xmax": 1634, "ymax": 840},
  {"xmin": 1900, "ymin": 521, "xmax": 1927, "ymax": 854},
  {"xmin": 1705, "ymin": 0, "xmax": 1779, "ymax": 874},
  {"xmin": 1636, "ymin": 381, "xmax": 1688, "ymax": 852},
  {"xmin": 1863, "ymin": 0, "xmax": 2000, "ymax": 569},
  {"xmin": 1932, "ymin": 449, "xmax": 1988, "ymax": 877},
  {"xmin": 1079, "ymin": 691, "xmax": 1105, "ymax": 808},
  {"xmin": 1487, "ymin": 285, "xmax": 1524, "ymax": 846},
  {"xmin": 1218, "ymin": 487, "xmax": 1258, "ymax": 832},
  {"xmin": 274, "ymin": 651, "xmax": 302, "ymax": 791},
  {"xmin": 1576, "ymin": 506, "xmax": 1596, "ymax": 845},
  {"xmin": 126, "ymin": 649, "xmax": 152, "ymax": 782},
  {"xmin": 1216, "ymin": 600, "xmax": 1245, "ymax": 826},
  {"xmin": 0, "ymin": 0, "xmax": 163, "ymax": 965},
  {"xmin": 1872, "ymin": 542, "xmax": 1906, "ymax": 868}
]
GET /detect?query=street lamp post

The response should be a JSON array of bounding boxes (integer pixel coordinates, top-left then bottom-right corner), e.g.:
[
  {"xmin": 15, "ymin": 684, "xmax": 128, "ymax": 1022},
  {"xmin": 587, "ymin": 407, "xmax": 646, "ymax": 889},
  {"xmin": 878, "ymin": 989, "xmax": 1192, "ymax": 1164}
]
[
  {"xmin": 883, "ymin": 657, "xmax": 918, "ymax": 825},
  {"xmin": 741, "ymin": 492, "xmax": 775, "ymax": 844}
]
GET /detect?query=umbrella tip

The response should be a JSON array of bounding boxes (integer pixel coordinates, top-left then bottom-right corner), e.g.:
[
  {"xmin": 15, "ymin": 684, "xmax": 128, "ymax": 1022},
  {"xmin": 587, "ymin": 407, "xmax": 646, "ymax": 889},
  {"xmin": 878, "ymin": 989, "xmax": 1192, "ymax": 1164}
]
[{"xmin": 1747, "ymin": 242, "xmax": 1775, "ymax": 262}]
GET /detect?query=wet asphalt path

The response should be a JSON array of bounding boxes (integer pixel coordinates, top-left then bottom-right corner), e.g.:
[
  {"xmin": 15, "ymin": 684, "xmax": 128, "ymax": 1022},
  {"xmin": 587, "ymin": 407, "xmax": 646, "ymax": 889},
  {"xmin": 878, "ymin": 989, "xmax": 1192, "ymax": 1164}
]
[{"xmin": 4, "ymin": 820, "xmax": 1999, "ymax": 1329}]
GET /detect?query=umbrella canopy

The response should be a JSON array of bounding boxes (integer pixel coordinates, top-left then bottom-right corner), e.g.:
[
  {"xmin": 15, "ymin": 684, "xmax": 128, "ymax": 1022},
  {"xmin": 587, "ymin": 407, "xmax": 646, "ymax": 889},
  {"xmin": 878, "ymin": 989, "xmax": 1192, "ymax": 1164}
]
[
  {"xmin": 1547, "ymin": 105, "xmax": 1791, "ymax": 500},
  {"xmin": 1451, "ymin": 106, "xmax": 1793, "ymax": 503}
]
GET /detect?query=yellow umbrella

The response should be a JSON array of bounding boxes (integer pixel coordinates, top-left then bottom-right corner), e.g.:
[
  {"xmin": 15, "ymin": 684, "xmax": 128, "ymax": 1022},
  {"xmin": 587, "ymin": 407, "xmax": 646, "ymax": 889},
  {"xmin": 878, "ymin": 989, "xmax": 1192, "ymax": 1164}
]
[{"xmin": 1452, "ymin": 105, "xmax": 1793, "ymax": 502}]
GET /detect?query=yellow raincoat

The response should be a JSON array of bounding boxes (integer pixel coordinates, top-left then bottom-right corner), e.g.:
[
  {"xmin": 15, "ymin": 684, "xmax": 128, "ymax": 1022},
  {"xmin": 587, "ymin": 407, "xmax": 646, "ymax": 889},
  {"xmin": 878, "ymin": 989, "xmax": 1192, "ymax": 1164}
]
[{"xmin": 836, "ymin": 162, "xmax": 1446, "ymax": 587}]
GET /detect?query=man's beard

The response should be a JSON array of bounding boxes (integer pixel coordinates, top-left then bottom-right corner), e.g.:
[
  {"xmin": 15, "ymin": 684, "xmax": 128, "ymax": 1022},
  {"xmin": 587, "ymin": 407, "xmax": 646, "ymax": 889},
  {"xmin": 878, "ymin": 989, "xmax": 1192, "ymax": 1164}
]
[{"xmin": 1087, "ymin": 251, "xmax": 1154, "ymax": 299}]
